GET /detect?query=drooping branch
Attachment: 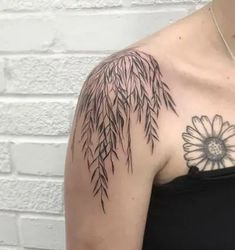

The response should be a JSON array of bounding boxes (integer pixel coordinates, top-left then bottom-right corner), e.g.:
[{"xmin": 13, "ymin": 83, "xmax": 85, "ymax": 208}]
[{"xmin": 71, "ymin": 47, "xmax": 177, "ymax": 213}]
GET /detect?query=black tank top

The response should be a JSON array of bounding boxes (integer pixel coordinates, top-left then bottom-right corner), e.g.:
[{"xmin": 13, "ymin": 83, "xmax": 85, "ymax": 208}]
[{"xmin": 142, "ymin": 165, "xmax": 235, "ymax": 250}]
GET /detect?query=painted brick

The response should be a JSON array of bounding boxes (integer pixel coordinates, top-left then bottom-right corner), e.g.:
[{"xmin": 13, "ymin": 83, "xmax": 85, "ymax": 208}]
[
  {"xmin": 0, "ymin": 0, "xmax": 121, "ymax": 11},
  {"xmin": 63, "ymin": 0, "xmax": 122, "ymax": 9},
  {"xmin": 0, "ymin": 248, "xmax": 43, "ymax": 250},
  {"xmin": 0, "ymin": 214, "xmax": 18, "ymax": 245},
  {"xmin": 0, "ymin": 101, "xmax": 75, "ymax": 136},
  {"xmin": 0, "ymin": 16, "xmax": 57, "ymax": 52},
  {"xmin": 0, "ymin": 11, "xmax": 187, "ymax": 52},
  {"xmin": 0, "ymin": 248, "xmax": 18, "ymax": 250},
  {"xmin": 0, "ymin": 142, "xmax": 11, "ymax": 173},
  {"xmin": 132, "ymin": 0, "xmax": 195, "ymax": 5},
  {"xmin": 11, "ymin": 143, "xmax": 67, "ymax": 176},
  {"xmin": 4, "ymin": 56, "xmax": 104, "ymax": 94},
  {"xmin": 0, "ymin": 179, "xmax": 64, "ymax": 214},
  {"xmin": 0, "ymin": 59, "xmax": 5, "ymax": 93},
  {"xmin": 20, "ymin": 217, "xmax": 65, "ymax": 250},
  {"xmin": 56, "ymin": 11, "xmax": 187, "ymax": 51},
  {"xmin": 131, "ymin": 0, "xmax": 155, "ymax": 4},
  {"xmin": 195, "ymin": 3, "xmax": 208, "ymax": 10}
]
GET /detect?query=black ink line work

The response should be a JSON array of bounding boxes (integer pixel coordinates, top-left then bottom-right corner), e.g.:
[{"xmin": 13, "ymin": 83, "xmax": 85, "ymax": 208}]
[
  {"xmin": 71, "ymin": 47, "xmax": 177, "ymax": 213},
  {"xmin": 182, "ymin": 114, "xmax": 235, "ymax": 170}
]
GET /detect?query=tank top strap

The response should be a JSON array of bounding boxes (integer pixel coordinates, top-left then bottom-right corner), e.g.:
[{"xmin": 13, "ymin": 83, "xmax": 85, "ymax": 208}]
[
  {"xmin": 154, "ymin": 165, "xmax": 235, "ymax": 194},
  {"xmin": 187, "ymin": 165, "xmax": 201, "ymax": 179},
  {"xmin": 187, "ymin": 164, "xmax": 235, "ymax": 181}
]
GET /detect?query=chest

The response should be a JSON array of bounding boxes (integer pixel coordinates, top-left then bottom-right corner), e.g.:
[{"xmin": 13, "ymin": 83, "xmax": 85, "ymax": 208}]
[{"xmin": 154, "ymin": 69, "xmax": 235, "ymax": 185}]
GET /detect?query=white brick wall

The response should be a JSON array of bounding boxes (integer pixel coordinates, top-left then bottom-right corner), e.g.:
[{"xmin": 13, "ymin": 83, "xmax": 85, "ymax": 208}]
[
  {"xmin": 0, "ymin": 214, "xmax": 18, "ymax": 246},
  {"xmin": 0, "ymin": 0, "xmax": 208, "ymax": 249}
]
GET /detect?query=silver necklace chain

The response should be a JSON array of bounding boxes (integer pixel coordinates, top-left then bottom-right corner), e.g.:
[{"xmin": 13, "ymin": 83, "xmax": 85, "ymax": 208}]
[{"xmin": 209, "ymin": 1, "xmax": 235, "ymax": 62}]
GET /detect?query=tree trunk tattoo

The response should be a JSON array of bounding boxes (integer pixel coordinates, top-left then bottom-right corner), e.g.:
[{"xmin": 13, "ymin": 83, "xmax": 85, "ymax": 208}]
[
  {"xmin": 182, "ymin": 114, "xmax": 235, "ymax": 170},
  {"xmin": 71, "ymin": 47, "xmax": 177, "ymax": 213}
]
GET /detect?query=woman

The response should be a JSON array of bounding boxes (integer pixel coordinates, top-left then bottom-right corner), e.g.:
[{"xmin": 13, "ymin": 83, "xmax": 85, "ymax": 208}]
[{"xmin": 64, "ymin": 0, "xmax": 235, "ymax": 249}]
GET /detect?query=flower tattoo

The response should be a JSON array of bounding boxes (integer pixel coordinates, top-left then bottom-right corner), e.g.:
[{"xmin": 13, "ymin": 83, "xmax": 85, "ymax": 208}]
[{"xmin": 182, "ymin": 115, "xmax": 235, "ymax": 170}]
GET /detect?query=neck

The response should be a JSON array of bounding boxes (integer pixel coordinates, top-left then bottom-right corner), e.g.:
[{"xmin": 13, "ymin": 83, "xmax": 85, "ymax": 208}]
[{"xmin": 212, "ymin": 0, "xmax": 235, "ymax": 58}]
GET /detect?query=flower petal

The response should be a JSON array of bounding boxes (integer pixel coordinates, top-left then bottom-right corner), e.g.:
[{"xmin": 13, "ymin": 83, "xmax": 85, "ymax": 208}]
[
  {"xmin": 220, "ymin": 121, "xmax": 230, "ymax": 135},
  {"xmin": 222, "ymin": 157, "xmax": 235, "ymax": 168},
  {"xmin": 200, "ymin": 116, "xmax": 212, "ymax": 136},
  {"xmin": 187, "ymin": 157, "xmax": 206, "ymax": 167},
  {"xmin": 204, "ymin": 160, "xmax": 213, "ymax": 171},
  {"xmin": 192, "ymin": 116, "xmax": 208, "ymax": 137},
  {"xmin": 197, "ymin": 158, "xmax": 208, "ymax": 170},
  {"xmin": 216, "ymin": 161, "xmax": 223, "ymax": 169},
  {"xmin": 212, "ymin": 115, "xmax": 223, "ymax": 137},
  {"xmin": 184, "ymin": 151, "xmax": 205, "ymax": 160},
  {"xmin": 221, "ymin": 125, "xmax": 235, "ymax": 140},
  {"xmin": 182, "ymin": 133, "xmax": 203, "ymax": 145},
  {"xmin": 213, "ymin": 161, "xmax": 218, "ymax": 170},
  {"xmin": 186, "ymin": 126, "xmax": 204, "ymax": 140},
  {"xmin": 226, "ymin": 146, "xmax": 235, "ymax": 155},
  {"xmin": 183, "ymin": 143, "xmax": 203, "ymax": 152}
]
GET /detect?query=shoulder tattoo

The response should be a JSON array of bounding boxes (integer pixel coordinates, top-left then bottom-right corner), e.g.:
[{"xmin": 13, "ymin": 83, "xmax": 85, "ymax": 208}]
[{"xmin": 71, "ymin": 48, "xmax": 177, "ymax": 213}]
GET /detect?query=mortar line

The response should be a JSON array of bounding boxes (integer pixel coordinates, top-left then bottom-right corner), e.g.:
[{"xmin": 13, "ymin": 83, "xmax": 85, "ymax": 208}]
[
  {"xmin": 0, "ymin": 3, "xmax": 198, "ymax": 16},
  {"xmin": 0, "ymin": 135, "xmax": 70, "ymax": 142},
  {"xmin": 0, "ymin": 210, "xmax": 64, "ymax": 219},
  {"xmin": 0, "ymin": 94, "xmax": 78, "ymax": 102}
]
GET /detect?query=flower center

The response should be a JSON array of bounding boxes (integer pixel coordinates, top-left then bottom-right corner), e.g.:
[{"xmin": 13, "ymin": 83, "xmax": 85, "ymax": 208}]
[{"xmin": 204, "ymin": 137, "xmax": 226, "ymax": 161}]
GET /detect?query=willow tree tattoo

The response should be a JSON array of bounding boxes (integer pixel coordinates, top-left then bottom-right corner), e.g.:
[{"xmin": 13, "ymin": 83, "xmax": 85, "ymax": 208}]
[
  {"xmin": 71, "ymin": 47, "xmax": 177, "ymax": 213},
  {"xmin": 182, "ymin": 114, "xmax": 235, "ymax": 171}
]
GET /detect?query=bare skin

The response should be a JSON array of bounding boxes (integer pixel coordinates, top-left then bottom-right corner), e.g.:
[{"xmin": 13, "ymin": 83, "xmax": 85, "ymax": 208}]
[{"xmin": 64, "ymin": 1, "xmax": 235, "ymax": 249}]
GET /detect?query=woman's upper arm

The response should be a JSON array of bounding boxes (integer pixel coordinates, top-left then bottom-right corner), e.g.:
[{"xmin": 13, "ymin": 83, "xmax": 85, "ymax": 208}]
[{"xmin": 64, "ymin": 47, "xmax": 176, "ymax": 250}]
